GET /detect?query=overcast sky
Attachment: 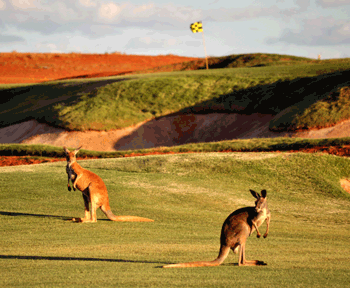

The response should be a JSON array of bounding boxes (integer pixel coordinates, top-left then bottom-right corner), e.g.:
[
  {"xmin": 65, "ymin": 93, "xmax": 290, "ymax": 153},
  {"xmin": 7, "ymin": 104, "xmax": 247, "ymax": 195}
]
[{"xmin": 0, "ymin": 0, "xmax": 349, "ymax": 59}]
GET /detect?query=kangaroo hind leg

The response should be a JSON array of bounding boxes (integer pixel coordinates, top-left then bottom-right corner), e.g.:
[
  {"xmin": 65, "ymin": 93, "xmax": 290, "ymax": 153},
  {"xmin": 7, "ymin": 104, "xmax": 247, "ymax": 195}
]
[
  {"xmin": 78, "ymin": 188, "xmax": 93, "ymax": 223},
  {"xmin": 87, "ymin": 183, "xmax": 98, "ymax": 223},
  {"xmin": 238, "ymin": 243, "xmax": 267, "ymax": 266},
  {"xmin": 67, "ymin": 174, "xmax": 72, "ymax": 191}
]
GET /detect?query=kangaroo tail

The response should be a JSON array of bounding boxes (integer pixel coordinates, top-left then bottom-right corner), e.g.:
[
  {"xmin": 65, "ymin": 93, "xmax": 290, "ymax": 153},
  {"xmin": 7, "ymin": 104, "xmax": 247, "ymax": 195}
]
[
  {"xmin": 162, "ymin": 245, "xmax": 230, "ymax": 268},
  {"xmin": 162, "ymin": 260, "xmax": 221, "ymax": 268},
  {"xmin": 104, "ymin": 209, "xmax": 154, "ymax": 222}
]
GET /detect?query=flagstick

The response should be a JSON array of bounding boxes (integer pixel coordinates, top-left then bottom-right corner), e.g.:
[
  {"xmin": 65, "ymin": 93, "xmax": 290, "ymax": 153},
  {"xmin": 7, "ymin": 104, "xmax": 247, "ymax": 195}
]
[{"xmin": 201, "ymin": 31, "xmax": 209, "ymax": 70}]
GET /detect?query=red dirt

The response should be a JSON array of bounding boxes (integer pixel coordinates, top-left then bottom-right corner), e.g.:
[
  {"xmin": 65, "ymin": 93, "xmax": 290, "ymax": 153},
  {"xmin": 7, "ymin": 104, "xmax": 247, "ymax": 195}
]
[
  {"xmin": 0, "ymin": 156, "xmax": 97, "ymax": 166},
  {"xmin": 0, "ymin": 52, "xmax": 200, "ymax": 84},
  {"xmin": 0, "ymin": 156, "xmax": 63, "ymax": 166},
  {"xmin": 283, "ymin": 145, "xmax": 350, "ymax": 157},
  {"xmin": 1, "ymin": 145, "xmax": 350, "ymax": 167}
]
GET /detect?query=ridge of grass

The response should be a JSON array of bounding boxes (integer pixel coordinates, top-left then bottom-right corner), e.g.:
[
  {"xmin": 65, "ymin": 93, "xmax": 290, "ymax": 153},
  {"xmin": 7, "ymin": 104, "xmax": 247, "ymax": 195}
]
[
  {"xmin": 270, "ymin": 86, "xmax": 350, "ymax": 131},
  {"xmin": 1, "ymin": 55, "xmax": 350, "ymax": 132},
  {"xmin": 133, "ymin": 53, "xmax": 321, "ymax": 74}
]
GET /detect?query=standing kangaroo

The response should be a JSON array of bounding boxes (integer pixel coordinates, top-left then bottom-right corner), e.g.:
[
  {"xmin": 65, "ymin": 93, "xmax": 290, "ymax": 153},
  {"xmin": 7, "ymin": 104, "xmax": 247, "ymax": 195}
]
[
  {"xmin": 163, "ymin": 189, "xmax": 270, "ymax": 268},
  {"xmin": 64, "ymin": 146, "xmax": 153, "ymax": 223}
]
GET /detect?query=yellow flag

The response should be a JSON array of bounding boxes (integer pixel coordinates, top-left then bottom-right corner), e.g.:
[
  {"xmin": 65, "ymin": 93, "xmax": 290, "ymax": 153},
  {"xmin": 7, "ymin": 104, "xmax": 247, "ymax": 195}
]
[{"xmin": 190, "ymin": 21, "xmax": 203, "ymax": 33}]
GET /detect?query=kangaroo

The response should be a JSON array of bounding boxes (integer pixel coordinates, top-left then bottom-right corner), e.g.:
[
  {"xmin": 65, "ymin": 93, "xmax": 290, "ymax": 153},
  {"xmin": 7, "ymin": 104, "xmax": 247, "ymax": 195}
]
[
  {"xmin": 163, "ymin": 189, "xmax": 270, "ymax": 268},
  {"xmin": 64, "ymin": 146, "xmax": 154, "ymax": 223}
]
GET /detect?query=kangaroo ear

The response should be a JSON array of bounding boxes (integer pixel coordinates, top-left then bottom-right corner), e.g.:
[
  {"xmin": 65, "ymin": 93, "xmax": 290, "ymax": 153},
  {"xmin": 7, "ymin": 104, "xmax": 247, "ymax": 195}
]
[
  {"xmin": 73, "ymin": 146, "xmax": 82, "ymax": 155},
  {"xmin": 63, "ymin": 146, "xmax": 69, "ymax": 154},
  {"xmin": 261, "ymin": 189, "xmax": 267, "ymax": 198},
  {"xmin": 250, "ymin": 189, "xmax": 260, "ymax": 199}
]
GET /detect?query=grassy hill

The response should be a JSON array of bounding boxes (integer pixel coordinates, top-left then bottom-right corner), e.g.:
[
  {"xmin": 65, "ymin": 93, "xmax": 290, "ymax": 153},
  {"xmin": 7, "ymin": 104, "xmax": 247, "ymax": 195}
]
[
  {"xmin": 1, "ymin": 152, "xmax": 350, "ymax": 287},
  {"xmin": 1, "ymin": 54, "xmax": 350, "ymax": 133},
  {"xmin": 135, "ymin": 53, "xmax": 319, "ymax": 74}
]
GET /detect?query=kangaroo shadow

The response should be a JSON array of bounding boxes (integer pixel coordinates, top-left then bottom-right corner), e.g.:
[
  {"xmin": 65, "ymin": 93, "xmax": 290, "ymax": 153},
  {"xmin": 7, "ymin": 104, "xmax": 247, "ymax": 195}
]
[
  {"xmin": 0, "ymin": 210, "xmax": 73, "ymax": 221},
  {"xmin": 0, "ymin": 210, "xmax": 144, "ymax": 222},
  {"xmin": 0, "ymin": 254, "xmax": 171, "ymax": 266}
]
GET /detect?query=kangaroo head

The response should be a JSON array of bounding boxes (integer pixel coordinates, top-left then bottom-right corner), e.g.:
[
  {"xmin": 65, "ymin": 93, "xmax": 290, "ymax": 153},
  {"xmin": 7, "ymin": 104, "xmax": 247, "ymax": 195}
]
[
  {"xmin": 250, "ymin": 189, "xmax": 267, "ymax": 213},
  {"xmin": 63, "ymin": 146, "xmax": 82, "ymax": 164}
]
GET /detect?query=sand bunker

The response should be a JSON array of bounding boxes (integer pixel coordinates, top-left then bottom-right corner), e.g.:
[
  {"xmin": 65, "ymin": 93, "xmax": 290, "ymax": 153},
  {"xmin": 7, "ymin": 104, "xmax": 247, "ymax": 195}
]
[
  {"xmin": 340, "ymin": 179, "xmax": 350, "ymax": 194},
  {"xmin": 1, "ymin": 114, "xmax": 350, "ymax": 152}
]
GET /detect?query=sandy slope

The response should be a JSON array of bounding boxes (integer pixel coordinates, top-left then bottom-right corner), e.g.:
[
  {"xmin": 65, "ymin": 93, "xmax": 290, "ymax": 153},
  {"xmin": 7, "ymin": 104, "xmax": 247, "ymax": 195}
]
[{"xmin": 1, "ymin": 114, "xmax": 350, "ymax": 152}]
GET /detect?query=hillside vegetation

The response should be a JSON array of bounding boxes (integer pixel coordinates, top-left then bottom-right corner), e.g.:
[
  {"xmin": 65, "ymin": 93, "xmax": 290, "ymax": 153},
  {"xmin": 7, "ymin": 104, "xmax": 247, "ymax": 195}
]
[
  {"xmin": 1, "ymin": 54, "xmax": 350, "ymax": 132},
  {"xmin": 136, "ymin": 53, "xmax": 319, "ymax": 73}
]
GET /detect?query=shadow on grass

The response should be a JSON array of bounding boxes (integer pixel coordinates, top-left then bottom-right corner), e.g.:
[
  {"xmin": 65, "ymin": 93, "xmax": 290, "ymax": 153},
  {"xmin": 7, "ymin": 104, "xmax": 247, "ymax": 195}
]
[
  {"xmin": 0, "ymin": 254, "xmax": 170, "ymax": 265},
  {"xmin": 0, "ymin": 210, "xmax": 148, "ymax": 222},
  {"xmin": 0, "ymin": 78, "xmax": 130, "ymax": 129},
  {"xmin": 177, "ymin": 69, "xmax": 350, "ymax": 117},
  {"xmin": 0, "ymin": 254, "xmax": 253, "ymax": 267},
  {"xmin": 0, "ymin": 210, "xmax": 73, "ymax": 221}
]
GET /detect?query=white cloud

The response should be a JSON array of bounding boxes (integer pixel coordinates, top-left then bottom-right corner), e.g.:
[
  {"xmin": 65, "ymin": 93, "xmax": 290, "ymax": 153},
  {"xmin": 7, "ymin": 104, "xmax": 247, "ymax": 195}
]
[
  {"xmin": 35, "ymin": 42, "xmax": 61, "ymax": 52},
  {"xmin": 1, "ymin": 1, "xmax": 307, "ymax": 37},
  {"xmin": 125, "ymin": 31, "xmax": 184, "ymax": 51},
  {"xmin": 53, "ymin": 2, "xmax": 79, "ymax": 22},
  {"xmin": 79, "ymin": 0, "xmax": 97, "ymax": 7},
  {"xmin": 161, "ymin": 4, "xmax": 201, "ymax": 23},
  {"xmin": 294, "ymin": 0, "xmax": 311, "ymax": 10},
  {"xmin": 0, "ymin": 0, "xmax": 6, "ymax": 10},
  {"xmin": 13, "ymin": 13, "xmax": 30, "ymax": 23},
  {"xmin": 10, "ymin": 0, "xmax": 40, "ymax": 9},
  {"xmin": 202, "ymin": 4, "xmax": 300, "ymax": 22},
  {"xmin": 0, "ymin": 33, "xmax": 25, "ymax": 43},
  {"xmin": 133, "ymin": 36, "xmax": 181, "ymax": 48},
  {"xmin": 0, "ymin": 0, "xmax": 349, "ymax": 58},
  {"xmin": 98, "ymin": 2, "xmax": 124, "ymax": 21},
  {"xmin": 267, "ymin": 17, "xmax": 350, "ymax": 46},
  {"xmin": 132, "ymin": 3, "xmax": 154, "ymax": 15},
  {"xmin": 316, "ymin": 0, "xmax": 350, "ymax": 7},
  {"xmin": 335, "ymin": 22, "xmax": 350, "ymax": 37}
]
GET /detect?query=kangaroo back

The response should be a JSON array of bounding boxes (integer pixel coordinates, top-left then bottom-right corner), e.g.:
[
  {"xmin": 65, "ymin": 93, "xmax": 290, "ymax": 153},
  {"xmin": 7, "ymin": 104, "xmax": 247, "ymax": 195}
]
[{"xmin": 162, "ymin": 189, "xmax": 270, "ymax": 268}]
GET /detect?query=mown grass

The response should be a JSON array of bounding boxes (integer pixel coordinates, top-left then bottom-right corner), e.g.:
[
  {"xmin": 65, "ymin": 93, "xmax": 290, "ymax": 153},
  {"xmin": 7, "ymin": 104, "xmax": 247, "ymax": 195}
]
[
  {"xmin": 1, "ymin": 152, "xmax": 350, "ymax": 287},
  {"xmin": 1, "ymin": 56, "xmax": 350, "ymax": 132},
  {"xmin": 2, "ymin": 137, "xmax": 350, "ymax": 158}
]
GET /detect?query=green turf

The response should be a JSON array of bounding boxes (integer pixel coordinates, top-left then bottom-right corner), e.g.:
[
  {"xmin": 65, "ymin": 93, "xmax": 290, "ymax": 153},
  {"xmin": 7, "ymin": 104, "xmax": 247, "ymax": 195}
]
[{"xmin": 1, "ymin": 153, "xmax": 350, "ymax": 287}]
